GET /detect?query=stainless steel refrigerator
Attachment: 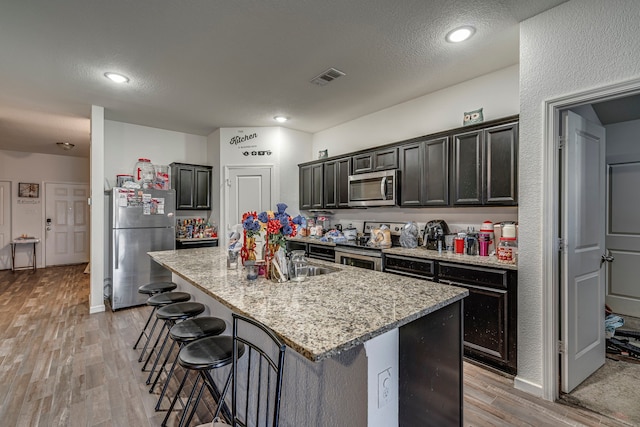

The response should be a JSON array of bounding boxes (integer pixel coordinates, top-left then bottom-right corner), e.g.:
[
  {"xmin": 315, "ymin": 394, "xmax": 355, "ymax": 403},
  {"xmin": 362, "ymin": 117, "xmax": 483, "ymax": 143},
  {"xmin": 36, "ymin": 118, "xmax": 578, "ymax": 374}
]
[{"xmin": 107, "ymin": 188, "xmax": 176, "ymax": 310}]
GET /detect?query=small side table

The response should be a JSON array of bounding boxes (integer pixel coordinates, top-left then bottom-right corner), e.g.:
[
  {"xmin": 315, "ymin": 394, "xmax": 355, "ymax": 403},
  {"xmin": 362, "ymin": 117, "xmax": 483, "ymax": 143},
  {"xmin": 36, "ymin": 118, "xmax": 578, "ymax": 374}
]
[{"xmin": 10, "ymin": 237, "xmax": 40, "ymax": 272}]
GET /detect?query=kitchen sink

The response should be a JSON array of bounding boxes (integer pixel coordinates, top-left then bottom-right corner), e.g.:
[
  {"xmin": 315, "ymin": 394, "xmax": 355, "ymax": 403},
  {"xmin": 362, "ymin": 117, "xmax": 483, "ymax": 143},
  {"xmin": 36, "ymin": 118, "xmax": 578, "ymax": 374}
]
[{"xmin": 306, "ymin": 265, "xmax": 339, "ymax": 276}]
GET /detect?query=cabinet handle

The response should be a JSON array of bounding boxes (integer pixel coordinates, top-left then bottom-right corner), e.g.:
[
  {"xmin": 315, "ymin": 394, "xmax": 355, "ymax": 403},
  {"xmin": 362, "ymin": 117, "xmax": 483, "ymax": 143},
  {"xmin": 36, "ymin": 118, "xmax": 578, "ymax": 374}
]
[{"xmin": 380, "ymin": 177, "xmax": 387, "ymax": 199}]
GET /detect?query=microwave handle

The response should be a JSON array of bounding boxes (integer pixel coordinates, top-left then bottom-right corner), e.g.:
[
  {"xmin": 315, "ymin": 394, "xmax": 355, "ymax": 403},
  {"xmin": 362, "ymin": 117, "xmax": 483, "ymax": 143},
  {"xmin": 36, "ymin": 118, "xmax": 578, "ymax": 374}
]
[{"xmin": 380, "ymin": 177, "xmax": 387, "ymax": 199}]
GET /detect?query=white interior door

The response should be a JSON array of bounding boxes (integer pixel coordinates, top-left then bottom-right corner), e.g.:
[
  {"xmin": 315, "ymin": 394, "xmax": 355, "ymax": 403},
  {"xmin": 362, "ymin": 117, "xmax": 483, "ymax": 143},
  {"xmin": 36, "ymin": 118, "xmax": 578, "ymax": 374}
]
[
  {"xmin": 606, "ymin": 158, "xmax": 640, "ymax": 317},
  {"xmin": 561, "ymin": 111, "xmax": 607, "ymax": 393},
  {"xmin": 45, "ymin": 182, "xmax": 90, "ymax": 266},
  {"xmin": 224, "ymin": 166, "xmax": 272, "ymax": 246},
  {"xmin": 0, "ymin": 181, "xmax": 11, "ymax": 270}
]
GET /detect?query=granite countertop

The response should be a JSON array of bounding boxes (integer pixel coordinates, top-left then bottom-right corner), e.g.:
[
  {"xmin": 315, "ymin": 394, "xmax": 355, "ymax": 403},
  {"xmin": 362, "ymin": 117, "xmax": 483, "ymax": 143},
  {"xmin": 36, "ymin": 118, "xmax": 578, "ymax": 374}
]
[
  {"xmin": 383, "ymin": 247, "xmax": 518, "ymax": 271},
  {"xmin": 148, "ymin": 247, "xmax": 467, "ymax": 362}
]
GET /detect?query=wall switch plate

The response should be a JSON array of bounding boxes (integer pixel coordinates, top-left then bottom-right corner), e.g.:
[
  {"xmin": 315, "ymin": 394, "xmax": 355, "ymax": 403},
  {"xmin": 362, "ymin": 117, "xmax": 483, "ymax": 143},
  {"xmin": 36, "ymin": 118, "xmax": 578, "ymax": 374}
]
[{"xmin": 378, "ymin": 367, "xmax": 392, "ymax": 408}]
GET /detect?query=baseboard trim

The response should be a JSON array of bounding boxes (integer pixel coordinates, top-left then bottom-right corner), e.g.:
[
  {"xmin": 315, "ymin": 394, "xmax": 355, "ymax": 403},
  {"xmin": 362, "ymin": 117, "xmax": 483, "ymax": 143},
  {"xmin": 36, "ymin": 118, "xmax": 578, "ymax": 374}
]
[
  {"xmin": 90, "ymin": 304, "xmax": 106, "ymax": 314},
  {"xmin": 514, "ymin": 375, "xmax": 544, "ymax": 398}
]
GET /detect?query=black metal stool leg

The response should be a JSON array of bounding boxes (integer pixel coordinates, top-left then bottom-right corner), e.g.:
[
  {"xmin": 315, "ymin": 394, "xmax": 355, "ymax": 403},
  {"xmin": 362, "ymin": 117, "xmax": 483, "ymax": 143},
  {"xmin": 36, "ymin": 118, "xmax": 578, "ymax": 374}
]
[
  {"xmin": 210, "ymin": 369, "xmax": 233, "ymax": 423},
  {"xmin": 138, "ymin": 314, "xmax": 161, "ymax": 362},
  {"xmin": 142, "ymin": 321, "xmax": 168, "ymax": 371},
  {"xmin": 133, "ymin": 305, "xmax": 157, "ymax": 350},
  {"xmin": 155, "ymin": 342, "xmax": 183, "ymax": 411},
  {"xmin": 146, "ymin": 320, "xmax": 174, "ymax": 384},
  {"xmin": 150, "ymin": 339, "xmax": 177, "ymax": 392},
  {"xmin": 178, "ymin": 374, "xmax": 205, "ymax": 427},
  {"xmin": 161, "ymin": 369, "xmax": 191, "ymax": 427},
  {"xmin": 182, "ymin": 374, "xmax": 207, "ymax": 427}
]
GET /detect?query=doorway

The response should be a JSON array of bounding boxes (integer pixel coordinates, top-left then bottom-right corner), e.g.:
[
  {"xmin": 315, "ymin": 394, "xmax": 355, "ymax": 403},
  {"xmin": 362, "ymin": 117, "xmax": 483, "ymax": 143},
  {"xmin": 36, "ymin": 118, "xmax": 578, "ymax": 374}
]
[
  {"xmin": 0, "ymin": 181, "xmax": 10, "ymax": 270},
  {"xmin": 223, "ymin": 165, "xmax": 274, "ymax": 247},
  {"xmin": 546, "ymin": 80, "xmax": 640, "ymax": 407},
  {"xmin": 44, "ymin": 182, "xmax": 90, "ymax": 266}
]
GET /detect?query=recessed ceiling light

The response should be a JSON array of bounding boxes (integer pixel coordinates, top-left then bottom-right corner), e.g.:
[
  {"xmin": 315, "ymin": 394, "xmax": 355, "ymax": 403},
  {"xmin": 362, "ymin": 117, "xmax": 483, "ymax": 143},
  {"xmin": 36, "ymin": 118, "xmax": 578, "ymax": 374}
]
[
  {"xmin": 56, "ymin": 142, "xmax": 75, "ymax": 150},
  {"xmin": 274, "ymin": 116, "xmax": 289, "ymax": 123},
  {"xmin": 104, "ymin": 72, "xmax": 130, "ymax": 83},
  {"xmin": 445, "ymin": 26, "xmax": 476, "ymax": 43}
]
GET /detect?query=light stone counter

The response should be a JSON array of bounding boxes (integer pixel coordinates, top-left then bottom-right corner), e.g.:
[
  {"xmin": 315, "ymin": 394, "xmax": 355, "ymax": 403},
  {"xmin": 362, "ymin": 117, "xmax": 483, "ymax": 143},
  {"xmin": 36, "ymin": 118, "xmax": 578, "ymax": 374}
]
[
  {"xmin": 383, "ymin": 246, "xmax": 518, "ymax": 270},
  {"xmin": 148, "ymin": 247, "xmax": 467, "ymax": 362}
]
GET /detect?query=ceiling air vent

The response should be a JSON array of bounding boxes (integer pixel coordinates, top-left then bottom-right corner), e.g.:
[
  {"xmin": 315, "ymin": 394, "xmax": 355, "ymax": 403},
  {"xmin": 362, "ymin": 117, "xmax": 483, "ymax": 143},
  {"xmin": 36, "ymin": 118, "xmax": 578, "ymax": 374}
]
[{"xmin": 310, "ymin": 68, "xmax": 346, "ymax": 86}]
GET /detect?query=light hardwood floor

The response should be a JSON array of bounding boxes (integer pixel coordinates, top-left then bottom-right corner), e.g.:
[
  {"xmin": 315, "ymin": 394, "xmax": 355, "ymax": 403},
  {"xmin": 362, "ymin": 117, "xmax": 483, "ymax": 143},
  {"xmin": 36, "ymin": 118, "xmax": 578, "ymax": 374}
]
[{"xmin": 0, "ymin": 265, "xmax": 630, "ymax": 426}]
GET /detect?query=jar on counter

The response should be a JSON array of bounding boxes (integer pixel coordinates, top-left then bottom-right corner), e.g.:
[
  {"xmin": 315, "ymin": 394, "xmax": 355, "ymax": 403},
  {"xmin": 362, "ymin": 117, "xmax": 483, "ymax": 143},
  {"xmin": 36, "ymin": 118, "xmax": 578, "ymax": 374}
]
[
  {"xmin": 134, "ymin": 158, "xmax": 155, "ymax": 189},
  {"xmin": 497, "ymin": 237, "xmax": 517, "ymax": 264}
]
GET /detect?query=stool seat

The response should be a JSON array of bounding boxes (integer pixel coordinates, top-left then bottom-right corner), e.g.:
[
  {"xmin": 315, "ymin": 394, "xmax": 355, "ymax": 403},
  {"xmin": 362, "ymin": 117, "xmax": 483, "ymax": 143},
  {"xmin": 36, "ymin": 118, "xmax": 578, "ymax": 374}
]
[
  {"xmin": 179, "ymin": 336, "xmax": 244, "ymax": 371},
  {"xmin": 170, "ymin": 317, "xmax": 226, "ymax": 343},
  {"xmin": 138, "ymin": 282, "xmax": 177, "ymax": 295},
  {"xmin": 156, "ymin": 302, "xmax": 205, "ymax": 320},
  {"xmin": 147, "ymin": 291, "xmax": 191, "ymax": 306}
]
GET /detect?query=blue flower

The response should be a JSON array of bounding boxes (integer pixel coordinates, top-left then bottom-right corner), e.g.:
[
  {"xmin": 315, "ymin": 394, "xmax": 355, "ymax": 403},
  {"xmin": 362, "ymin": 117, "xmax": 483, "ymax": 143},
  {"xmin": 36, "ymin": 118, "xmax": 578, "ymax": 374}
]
[
  {"xmin": 292, "ymin": 215, "xmax": 304, "ymax": 225},
  {"xmin": 276, "ymin": 203, "xmax": 287, "ymax": 214},
  {"xmin": 257, "ymin": 211, "xmax": 269, "ymax": 223},
  {"xmin": 282, "ymin": 224, "xmax": 293, "ymax": 235}
]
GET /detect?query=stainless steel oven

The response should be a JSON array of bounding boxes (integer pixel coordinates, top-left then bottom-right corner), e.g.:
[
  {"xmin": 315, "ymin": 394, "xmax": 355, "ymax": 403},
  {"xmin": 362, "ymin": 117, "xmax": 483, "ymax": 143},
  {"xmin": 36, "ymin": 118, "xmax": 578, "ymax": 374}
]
[{"xmin": 334, "ymin": 247, "xmax": 382, "ymax": 271}]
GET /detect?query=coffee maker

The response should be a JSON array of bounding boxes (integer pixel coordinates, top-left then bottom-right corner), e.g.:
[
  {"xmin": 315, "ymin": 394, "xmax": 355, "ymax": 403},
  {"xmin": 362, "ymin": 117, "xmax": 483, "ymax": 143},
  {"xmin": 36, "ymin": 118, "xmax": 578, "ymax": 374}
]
[{"xmin": 423, "ymin": 220, "xmax": 450, "ymax": 250}]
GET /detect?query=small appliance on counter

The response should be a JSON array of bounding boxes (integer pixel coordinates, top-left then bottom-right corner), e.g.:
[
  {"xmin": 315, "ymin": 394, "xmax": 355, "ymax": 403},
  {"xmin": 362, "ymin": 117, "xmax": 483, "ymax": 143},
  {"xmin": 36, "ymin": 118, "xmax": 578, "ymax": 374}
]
[{"xmin": 423, "ymin": 220, "xmax": 450, "ymax": 250}]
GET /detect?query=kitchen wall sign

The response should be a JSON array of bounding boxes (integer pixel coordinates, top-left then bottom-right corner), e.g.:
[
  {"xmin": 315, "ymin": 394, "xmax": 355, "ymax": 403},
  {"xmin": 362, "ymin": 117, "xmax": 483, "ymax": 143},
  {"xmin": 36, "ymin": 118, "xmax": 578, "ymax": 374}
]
[{"xmin": 18, "ymin": 182, "xmax": 39, "ymax": 198}]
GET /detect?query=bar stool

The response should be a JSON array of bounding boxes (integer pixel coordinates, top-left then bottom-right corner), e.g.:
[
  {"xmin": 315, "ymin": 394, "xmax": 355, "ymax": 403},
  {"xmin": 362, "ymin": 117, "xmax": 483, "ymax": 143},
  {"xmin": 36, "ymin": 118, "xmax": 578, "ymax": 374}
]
[
  {"xmin": 133, "ymin": 282, "xmax": 178, "ymax": 351},
  {"xmin": 139, "ymin": 291, "xmax": 192, "ymax": 365},
  {"xmin": 161, "ymin": 335, "xmax": 242, "ymax": 427},
  {"xmin": 163, "ymin": 313, "xmax": 286, "ymax": 427},
  {"xmin": 144, "ymin": 301, "xmax": 206, "ymax": 385},
  {"xmin": 151, "ymin": 316, "xmax": 227, "ymax": 411}
]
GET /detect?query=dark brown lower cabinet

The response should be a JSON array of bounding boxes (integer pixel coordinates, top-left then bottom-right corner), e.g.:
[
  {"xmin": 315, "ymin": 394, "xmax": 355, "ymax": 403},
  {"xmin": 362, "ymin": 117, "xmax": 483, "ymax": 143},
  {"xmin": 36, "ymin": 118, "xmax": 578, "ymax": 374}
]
[
  {"xmin": 383, "ymin": 255, "xmax": 517, "ymax": 375},
  {"xmin": 438, "ymin": 262, "xmax": 517, "ymax": 375}
]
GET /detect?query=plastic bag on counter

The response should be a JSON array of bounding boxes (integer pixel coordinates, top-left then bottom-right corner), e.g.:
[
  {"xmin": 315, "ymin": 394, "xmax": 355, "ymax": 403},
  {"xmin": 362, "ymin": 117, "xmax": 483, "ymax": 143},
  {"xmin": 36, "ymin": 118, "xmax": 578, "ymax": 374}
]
[{"xmin": 400, "ymin": 221, "xmax": 419, "ymax": 248}]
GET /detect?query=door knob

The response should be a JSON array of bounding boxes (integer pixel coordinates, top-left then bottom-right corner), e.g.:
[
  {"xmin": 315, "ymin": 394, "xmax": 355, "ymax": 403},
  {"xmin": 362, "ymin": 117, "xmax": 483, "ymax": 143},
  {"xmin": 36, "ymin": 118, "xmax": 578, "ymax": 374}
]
[{"xmin": 600, "ymin": 252, "xmax": 615, "ymax": 267}]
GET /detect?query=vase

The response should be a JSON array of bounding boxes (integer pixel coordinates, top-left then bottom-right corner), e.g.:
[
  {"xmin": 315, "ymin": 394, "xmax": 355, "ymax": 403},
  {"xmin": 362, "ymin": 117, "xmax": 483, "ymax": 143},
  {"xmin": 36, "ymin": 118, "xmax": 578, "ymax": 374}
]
[
  {"xmin": 241, "ymin": 236, "xmax": 257, "ymax": 265},
  {"xmin": 264, "ymin": 243, "xmax": 282, "ymax": 281}
]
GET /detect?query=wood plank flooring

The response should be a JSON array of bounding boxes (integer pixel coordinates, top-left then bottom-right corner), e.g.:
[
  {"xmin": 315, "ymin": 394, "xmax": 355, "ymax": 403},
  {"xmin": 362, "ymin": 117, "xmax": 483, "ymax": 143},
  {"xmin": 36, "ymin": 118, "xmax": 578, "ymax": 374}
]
[{"xmin": 0, "ymin": 265, "xmax": 631, "ymax": 426}]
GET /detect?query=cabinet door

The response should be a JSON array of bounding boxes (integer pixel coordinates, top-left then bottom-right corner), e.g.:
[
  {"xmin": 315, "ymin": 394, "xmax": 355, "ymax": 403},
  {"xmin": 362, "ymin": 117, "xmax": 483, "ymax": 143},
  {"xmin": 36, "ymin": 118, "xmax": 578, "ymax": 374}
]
[
  {"xmin": 352, "ymin": 153, "xmax": 374, "ymax": 174},
  {"xmin": 485, "ymin": 123, "xmax": 518, "ymax": 205},
  {"xmin": 324, "ymin": 161, "xmax": 337, "ymax": 208},
  {"xmin": 452, "ymin": 130, "xmax": 483, "ymax": 205},
  {"xmin": 194, "ymin": 167, "xmax": 212, "ymax": 209},
  {"xmin": 374, "ymin": 147, "xmax": 398, "ymax": 171},
  {"xmin": 311, "ymin": 163, "xmax": 324, "ymax": 209},
  {"xmin": 424, "ymin": 137, "xmax": 449, "ymax": 206},
  {"xmin": 336, "ymin": 157, "xmax": 351, "ymax": 208},
  {"xmin": 176, "ymin": 165, "xmax": 195, "ymax": 209},
  {"xmin": 399, "ymin": 142, "xmax": 424, "ymax": 206},
  {"xmin": 299, "ymin": 165, "xmax": 313, "ymax": 210}
]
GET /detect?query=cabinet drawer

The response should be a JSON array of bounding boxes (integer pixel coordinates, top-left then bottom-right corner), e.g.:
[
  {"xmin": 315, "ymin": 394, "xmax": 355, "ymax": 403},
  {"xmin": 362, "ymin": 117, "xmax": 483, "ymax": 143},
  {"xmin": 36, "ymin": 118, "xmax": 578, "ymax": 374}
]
[
  {"xmin": 307, "ymin": 244, "xmax": 335, "ymax": 262},
  {"xmin": 383, "ymin": 255, "xmax": 435, "ymax": 279},
  {"xmin": 438, "ymin": 262, "xmax": 508, "ymax": 289}
]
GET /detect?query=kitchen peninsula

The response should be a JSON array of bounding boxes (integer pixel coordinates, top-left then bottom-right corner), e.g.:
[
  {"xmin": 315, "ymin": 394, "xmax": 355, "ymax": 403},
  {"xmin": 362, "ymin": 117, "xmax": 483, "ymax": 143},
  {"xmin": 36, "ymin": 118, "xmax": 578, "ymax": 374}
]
[{"xmin": 149, "ymin": 247, "xmax": 468, "ymax": 427}]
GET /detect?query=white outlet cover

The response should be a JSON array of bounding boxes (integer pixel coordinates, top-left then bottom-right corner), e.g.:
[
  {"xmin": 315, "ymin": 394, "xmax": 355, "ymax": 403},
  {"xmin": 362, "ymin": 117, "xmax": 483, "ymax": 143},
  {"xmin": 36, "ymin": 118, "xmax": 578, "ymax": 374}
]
[{"xmin": 378, "ymin": 367, "xmax": 392, "ymax": 408}]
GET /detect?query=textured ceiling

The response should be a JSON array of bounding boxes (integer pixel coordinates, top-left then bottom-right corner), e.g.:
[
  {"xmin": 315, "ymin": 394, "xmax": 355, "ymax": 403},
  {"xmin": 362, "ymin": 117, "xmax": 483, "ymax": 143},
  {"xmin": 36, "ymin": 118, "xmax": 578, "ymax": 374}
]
[{"xmin": 0, "ymin": 0, "xmax": 568, "ymax": 158}]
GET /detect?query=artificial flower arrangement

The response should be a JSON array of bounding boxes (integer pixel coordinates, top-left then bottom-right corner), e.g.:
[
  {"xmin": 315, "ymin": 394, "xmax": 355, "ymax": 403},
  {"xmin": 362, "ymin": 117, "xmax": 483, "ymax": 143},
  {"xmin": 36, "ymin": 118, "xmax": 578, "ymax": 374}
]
[{"xmin": 241, "ymin": 203, "xmax": 304, "ymax": 280}]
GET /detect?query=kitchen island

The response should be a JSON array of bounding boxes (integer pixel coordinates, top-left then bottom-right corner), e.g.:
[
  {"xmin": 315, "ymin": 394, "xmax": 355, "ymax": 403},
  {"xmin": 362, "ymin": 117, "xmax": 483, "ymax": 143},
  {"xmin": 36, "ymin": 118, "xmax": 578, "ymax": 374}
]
[{"xmin": 149, "ymin": 247, "xmax": 468, "ymax": 427}]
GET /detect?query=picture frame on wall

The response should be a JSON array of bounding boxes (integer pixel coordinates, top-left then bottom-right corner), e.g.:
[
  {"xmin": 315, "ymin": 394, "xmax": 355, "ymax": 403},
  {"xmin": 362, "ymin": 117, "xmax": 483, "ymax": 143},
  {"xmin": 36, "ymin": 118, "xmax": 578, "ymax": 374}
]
[{"xmin": 18, "ymin": 182, "xmax": 39, "ymax": 198}]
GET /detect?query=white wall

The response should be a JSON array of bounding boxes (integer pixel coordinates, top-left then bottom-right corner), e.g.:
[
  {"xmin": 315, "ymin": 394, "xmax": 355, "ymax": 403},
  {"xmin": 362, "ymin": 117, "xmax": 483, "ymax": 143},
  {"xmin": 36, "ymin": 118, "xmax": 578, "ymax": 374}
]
[
  {"xmin": 0, "ymin": 149, "xmax": 89, "ymax": 269},
  {"xmin": 519, "ymin": 0, "xmax": 640, "ymax": 396},
  {"xmin": 104, "ymin": 120, "xmax": 209, "ymax": 189},
  {"xmin": 312, "ymin": 64, "xmax": 519, "ymax": 157},
  {"xmin": 215, "ymin": 127, "xmax": 312, "ymax": 242}
]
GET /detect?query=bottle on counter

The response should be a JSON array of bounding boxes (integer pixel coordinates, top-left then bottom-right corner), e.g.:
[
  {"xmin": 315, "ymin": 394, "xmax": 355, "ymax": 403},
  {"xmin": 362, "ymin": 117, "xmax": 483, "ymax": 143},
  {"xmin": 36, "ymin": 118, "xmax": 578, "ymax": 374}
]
[{"xmin": 497, "ymin": 237, "xmax": 517, "ymax": 263}]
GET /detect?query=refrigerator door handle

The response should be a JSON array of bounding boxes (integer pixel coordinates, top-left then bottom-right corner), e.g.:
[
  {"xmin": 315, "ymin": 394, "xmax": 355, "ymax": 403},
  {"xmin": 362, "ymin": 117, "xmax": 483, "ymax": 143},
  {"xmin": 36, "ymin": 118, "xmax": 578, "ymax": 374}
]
[{"xmin": 114, "ymin": 232, "xmax": 119, "ymax": 270}]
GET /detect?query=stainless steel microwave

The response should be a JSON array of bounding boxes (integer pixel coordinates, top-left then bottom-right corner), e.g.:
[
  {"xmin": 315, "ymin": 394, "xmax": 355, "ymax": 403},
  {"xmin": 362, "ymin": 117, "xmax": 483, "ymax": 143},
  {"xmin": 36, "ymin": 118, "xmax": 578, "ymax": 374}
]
[{"xmin": 348, "ymin": 170, "xmax": 397, "ymax": 207}]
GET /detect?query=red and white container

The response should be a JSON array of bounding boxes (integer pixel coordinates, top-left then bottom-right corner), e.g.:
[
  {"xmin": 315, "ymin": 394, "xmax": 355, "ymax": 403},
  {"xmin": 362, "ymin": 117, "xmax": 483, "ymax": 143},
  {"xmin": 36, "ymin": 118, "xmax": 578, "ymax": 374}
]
[{"xmin": 480, "ymin": 220, "xmax": 495, "ymax": 255}]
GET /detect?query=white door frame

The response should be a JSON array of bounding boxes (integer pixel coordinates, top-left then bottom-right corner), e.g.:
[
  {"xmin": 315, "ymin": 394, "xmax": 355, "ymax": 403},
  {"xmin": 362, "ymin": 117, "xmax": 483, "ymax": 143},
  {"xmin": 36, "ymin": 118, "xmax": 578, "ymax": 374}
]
[
  {"xmin": 543, "ymin": 77, "xmax": 640, "ymax": 400},
  {"xmin": 222, "ymin": 164, "xmax": 277, "ymax": 246}
]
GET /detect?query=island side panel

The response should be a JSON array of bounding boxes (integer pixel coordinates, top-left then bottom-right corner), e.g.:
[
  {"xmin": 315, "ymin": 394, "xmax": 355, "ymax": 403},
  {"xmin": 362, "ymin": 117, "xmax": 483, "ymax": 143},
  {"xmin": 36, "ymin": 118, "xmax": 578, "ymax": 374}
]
[
  {"xmin": 399, "ymin": 300, "xmax": 463, "ymax": 426},
  {"xmin": 172, "ymin": 274, "xmax": 369, "ymax": 427}
]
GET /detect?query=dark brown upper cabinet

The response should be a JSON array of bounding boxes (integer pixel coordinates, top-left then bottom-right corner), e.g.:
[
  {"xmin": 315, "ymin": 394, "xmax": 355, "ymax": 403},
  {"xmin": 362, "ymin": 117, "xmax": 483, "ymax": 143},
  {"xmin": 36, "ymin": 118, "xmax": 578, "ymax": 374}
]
[
  {"xmin": 324, "ymin": 157, "xmax": 351, "ymax": 209},
  {"xmin": 399, "ymin": 137, "xmax": 449, "ymax": 207},
  {"xmin": 452, "ymin": 121, "xmax": 518, "ymax": 206},
  {"xmin": 299, "ymin": 163, "xmax": 324, "ymax": 210},
  {"xmin": 352, "ymin": 147, "xmax": 398, "ymax": 174},
  {"xmin": 171, "ymin": 162, "xmax": 212, "ymax": 210}
]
